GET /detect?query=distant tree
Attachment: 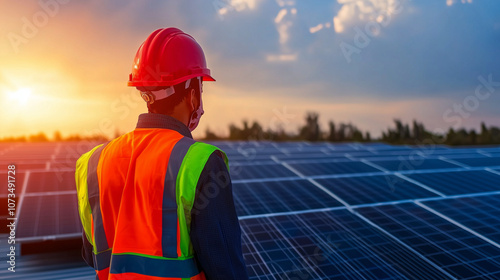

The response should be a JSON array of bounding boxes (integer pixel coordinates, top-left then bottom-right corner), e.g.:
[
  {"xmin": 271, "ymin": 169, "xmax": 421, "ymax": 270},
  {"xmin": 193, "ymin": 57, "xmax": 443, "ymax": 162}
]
[
  {"xmin": 204, "ymin": 127, "xmax": 220, "ymax": 140},
  {"xmin": 382, "ymin": 119, "xmax": 437, "ymax": 144},
  {"xmin": 327, "ymin": 121, "xmax": 337, "ymax": 141},
  {"xmin": 299, "ymin": 112, "xmax": 321, "ymax": 142},
  {"xmin": 53, "ymin": 131, "xmax": 63, "ymax": 141},
  {"xmin": 338, "ymin": 123, "xmax": 346, "ymax": 141},
  {"xmin": 29, "ymin": 132, "xmax": 49, "ymax": 142},
  {"xmin": 491, "ymin": 126, "xmax": 500, "ymax": 144},
  {"xmin": 402, "ymin": 124, "xmax": 408, "ymax": 139},
  {"xmin": 479, "ymin": 122, "xmax": 489, "ymax": 144},
  {"xmin": 352, "ymin": 128, "xmax": 364, "ymax": 142},
  {"xmin": 65, "ymin": 134, "xmax": 82, "ymax": 141},
  {"xmin": 470, "ymin": 129, "xmax": 477, "ymax": 145},
  {"xmin": 228, "ymin": 120, "xmax": 265, "ymax": 141},
  {"xmin": 0, "ymin": 136, "xmax": 27, "ymax": 142}
]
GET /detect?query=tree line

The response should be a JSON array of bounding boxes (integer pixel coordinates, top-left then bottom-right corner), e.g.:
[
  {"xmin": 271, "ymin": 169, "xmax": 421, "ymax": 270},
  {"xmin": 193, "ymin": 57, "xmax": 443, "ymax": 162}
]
[
  {"xmin": 208, "ymin": 112, "xmax": 500, "ymax": 146},
  {"xmin": 2, "ymin": 112, "xmax": 499, "ymax": 146}
]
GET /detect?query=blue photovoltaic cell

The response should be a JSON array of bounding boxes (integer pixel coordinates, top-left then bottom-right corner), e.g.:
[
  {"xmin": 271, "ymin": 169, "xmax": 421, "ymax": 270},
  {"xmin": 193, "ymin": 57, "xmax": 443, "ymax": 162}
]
[
  {"xmin": 436, "ymin": 153, "xmax": 486, "ymax": 159},
  {"xmin": 273, "ymin": 153, "xmax": 348, "ymax": 161},
  {"xmin": 232, "ymin": 179, "xmax": 342, "ymax": 216},
  {"xmin": 25, "ymin": 171, "xmax": 76, "ymax": 193},
  {"xmin": 229, "ymin": 163, "xmax": 298, "ymax": 180},
  {"xmin": 0, "ymin": 171, "xmax": 26, "ymax": 196},
  {"xmin": 241, "ymin": 209, "xmax": 451, "ymax": 279},
  {"xmin": 288, "ymin": 161, "xmax": 380, "ymax": 176},
  {"xmin": 358, "ymin": 203, "xmax": 500, "ymax": 279},
  {"xmin": 367, "ymin": 158, "xmax": 460, "ymax": 171},
  {"xmin": 406, "ymin": 170, "xmax": 500, "ymax": 195},
  {"xmin": 17, "ymin": 194, "xmax": 81, "ymax": 239},
  {"xmin": 228, "ymin": 155, "xmax": 275, "ymax": 162},
  {"xmin": 315, "ymin": 175, "xmax": 439, "ymax": 205},
  {"xmin": 452, "ymin": 157, "xmax": 500, "ymax": 167},
  {"xmin": 423, "ymin": 195, "xmax": 500, "ymax": 244}
]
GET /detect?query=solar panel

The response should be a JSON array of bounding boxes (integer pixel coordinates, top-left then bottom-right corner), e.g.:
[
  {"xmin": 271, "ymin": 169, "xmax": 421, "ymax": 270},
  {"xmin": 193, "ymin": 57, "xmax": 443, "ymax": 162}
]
[
  {"xmin": 227, "ymin": 154, "xmax": 275, "ymax": 162},
  {"xmin": 451, "ymin": 157, "xmax": 500, "ymax": 167},
  {"xmin": 241, "ymin": 209, "xmax": 451, "ymax": 279},
  {"xmin": 405, "ymin": 170, "xmax": 500, "ymax": 195},
  {"xmin": 8, "ymin": 141, "xmax": 500, "ymax": 279},
  {"xmin": 367, "ymin": 158, "xmax": 460, "ymax": 171},
  {"xmin": 233, "ymin": 179, "xmax": 342, "ymax": 216},
  {"xmin": 273, "ymin": 153, "xmax": 349, "ymax": 161},
  {"xmin": 422, "ymin": 195, "xmax": 500, "ymax": 244},
  {"xmin": 17, "ymin": 193, "xmax": 81, "ymax": 240},
  {"xmin": 357, "ymin": 203, "xmax": 500, "ymax": 279},
  {"xmin": 230, "ymin": 163, "xmax": 298, "ymax": 180},
  {"xmin": 287, "ymin": 161, "xmax": 380, "ymax": 176},
  {"xmin": 0, "ymin": 171, "xmax": 26, "ymax": 197},
  {"xmin": 315, "ymin": 175, "xmax": 439, "ymax": 205},
  {"xmin": 25, "ymin": 171, "xmax": 76, "ymax": 193}
]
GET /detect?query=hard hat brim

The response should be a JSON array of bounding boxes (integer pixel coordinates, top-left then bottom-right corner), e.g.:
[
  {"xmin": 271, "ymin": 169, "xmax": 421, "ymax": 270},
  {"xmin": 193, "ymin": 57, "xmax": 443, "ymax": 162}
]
[{"xmin": 128, "ymin": 73, "xmax": 215, "ymax": 88}]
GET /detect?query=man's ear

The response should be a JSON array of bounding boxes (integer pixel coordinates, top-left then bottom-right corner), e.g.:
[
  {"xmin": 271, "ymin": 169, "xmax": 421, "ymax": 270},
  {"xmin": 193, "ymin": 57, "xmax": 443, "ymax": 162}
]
[
  {"xmin": 186, "ymin": 88, "xmax": 195, "ymax": 111},
  {"xmin": 190, "ymin": 88, "xmax": 198, "ymax": 109}
]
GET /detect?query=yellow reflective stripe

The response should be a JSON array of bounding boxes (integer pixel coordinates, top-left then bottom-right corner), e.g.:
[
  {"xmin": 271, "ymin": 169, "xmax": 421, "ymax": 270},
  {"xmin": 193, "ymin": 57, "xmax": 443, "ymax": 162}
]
[
  {"xmin": 176, "ymin": 142, "xmax": 228, "ymax": 257},
  {"xmin": 75, "ymin": 144, "xmax": 104, "ymax": 246}
]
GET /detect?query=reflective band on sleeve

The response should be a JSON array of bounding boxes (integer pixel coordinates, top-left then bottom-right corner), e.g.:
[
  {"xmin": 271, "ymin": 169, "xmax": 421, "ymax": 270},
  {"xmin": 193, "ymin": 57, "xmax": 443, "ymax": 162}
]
[
  {"xmin": 87, "ymin": 143, "xmax": 109, "ymax": 253},
  {"xmin": 163, "ymin": 136, "xmax": 195, "ymax": 258},
  {"xmin": 176, "ymin": 142, "xmax": 228, "ymax": 257},
  {"xmin": 75, "ymin": 144, "xmax": 104, "ymax": 247}
]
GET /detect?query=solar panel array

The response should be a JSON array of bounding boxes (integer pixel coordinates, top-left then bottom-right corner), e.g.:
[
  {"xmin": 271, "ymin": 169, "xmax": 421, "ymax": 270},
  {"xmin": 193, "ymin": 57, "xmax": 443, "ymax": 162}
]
[{"xmin": 2, "ymin": 141, "xmax": 500, "ymax": 279}]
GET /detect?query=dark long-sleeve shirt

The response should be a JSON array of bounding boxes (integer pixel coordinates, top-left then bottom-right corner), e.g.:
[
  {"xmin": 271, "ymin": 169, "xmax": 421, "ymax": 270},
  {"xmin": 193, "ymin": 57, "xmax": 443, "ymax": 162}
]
[{"xmin": 81, "ymin": 113, "xmax": 248, "ymax": 279}]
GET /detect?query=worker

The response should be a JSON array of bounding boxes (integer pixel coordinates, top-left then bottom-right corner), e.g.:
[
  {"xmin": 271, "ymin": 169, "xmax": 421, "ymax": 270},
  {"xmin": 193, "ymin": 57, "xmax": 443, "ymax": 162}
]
[{"xmin": 75, "ymin": 27, "xmax": 249, "ymax": 280}]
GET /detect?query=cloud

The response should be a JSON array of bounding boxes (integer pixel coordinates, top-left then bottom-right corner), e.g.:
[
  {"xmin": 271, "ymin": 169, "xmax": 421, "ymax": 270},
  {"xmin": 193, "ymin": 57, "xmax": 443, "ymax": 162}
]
[
  {"xmin": 276, "ymin": 0, "xmax": 295, "ymax": 7},
  {"xmin": 333, "ymin": 0, "xmax": 402, "ymax": 33},
  {"xmin": 216, "ymin": 0, "xmax": 261, "ymax": 16},
  {"xmin": 309, "ymin": 23, "xmax": 324, "ymax": 33},
  {"xmin": 274, "ymin": 8, "xmax": 287, "ymax": 23},
  {"xmin": 268, "ymin": 0, "xmax": 298, "ymax": 62},
  {"xmin": 446, "ymin": 0, "xmax": 473, "ymax": 6},
  {"xmin": 266, "ymin": 53, "xmax": 298, "ymax": 62}
]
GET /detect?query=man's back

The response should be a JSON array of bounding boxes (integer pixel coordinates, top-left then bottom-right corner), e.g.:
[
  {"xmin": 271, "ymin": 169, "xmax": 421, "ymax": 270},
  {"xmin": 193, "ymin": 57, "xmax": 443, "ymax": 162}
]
[{"xmin": 76, "ymin": 113, "xmax": 248, "ymax": 279}]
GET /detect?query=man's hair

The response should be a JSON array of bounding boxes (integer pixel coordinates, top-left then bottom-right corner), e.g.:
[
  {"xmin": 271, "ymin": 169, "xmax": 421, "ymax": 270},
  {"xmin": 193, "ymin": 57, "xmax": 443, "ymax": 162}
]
[{"xmin": 147, "ymin": 77, "xmax": 201, "ymax": 115}]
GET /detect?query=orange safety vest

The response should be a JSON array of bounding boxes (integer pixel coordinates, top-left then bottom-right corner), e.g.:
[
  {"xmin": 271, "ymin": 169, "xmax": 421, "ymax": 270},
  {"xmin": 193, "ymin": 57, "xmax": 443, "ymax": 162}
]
[{"xmin": 75, "ymin": 127, "xmax": 228, "ymax": 279}]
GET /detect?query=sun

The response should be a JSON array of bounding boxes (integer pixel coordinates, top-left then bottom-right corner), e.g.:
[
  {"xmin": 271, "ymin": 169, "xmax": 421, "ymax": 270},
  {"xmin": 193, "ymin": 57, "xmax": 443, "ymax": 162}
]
[{"xmin": 7, "ymin": 88, "xmax": 32, "ymax": 106}]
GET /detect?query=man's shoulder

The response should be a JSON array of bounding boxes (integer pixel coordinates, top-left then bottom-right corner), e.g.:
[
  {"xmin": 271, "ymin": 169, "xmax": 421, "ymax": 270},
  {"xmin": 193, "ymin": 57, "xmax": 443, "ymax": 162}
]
[
  {"xmin": 189, "ymin": 141, "xmax": 227, "ymax": 161},
  {"xmin": 181, "ymin": 141, "xmax": 229, "ymax": 172},
  {"xmin": 75, "ymin": 143, "xmax": 106, "ymax": 173}
]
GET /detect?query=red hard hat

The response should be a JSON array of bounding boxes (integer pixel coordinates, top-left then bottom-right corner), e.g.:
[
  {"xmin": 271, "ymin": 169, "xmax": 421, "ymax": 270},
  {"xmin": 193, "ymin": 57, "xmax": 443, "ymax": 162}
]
[{"xmin": 128, "ymin": 28, "xmax": 215, "ymax": 89}]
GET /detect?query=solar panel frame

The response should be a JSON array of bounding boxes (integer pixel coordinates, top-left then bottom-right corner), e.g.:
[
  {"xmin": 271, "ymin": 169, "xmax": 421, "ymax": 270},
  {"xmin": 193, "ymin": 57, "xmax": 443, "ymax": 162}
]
[
  {"xmin": 241, "ymin": 209, "xmax": 453, "ymax": 279},
  {"xmin": 287, "ymin": 161, "xmax": 381, "ymax": 176},
  {"xmin": 422, "ymin": 195, "xmax": 500, "ymax": 245},
  {"xmin": 365, "ymin": 158, "xmax": 462, "ymax": 171},
  {"xmin": 17, "ymin": 193, "xmax": 82, "ymax": 241},
  {"xmin": 405, "ymin": 170, "xmax": 500, "ymax": 195},
  {"xmin": 451, "ymin": 157, "xmax": 500, "ymax": 168},
  {"xmin": 229, "ymin": 163, "xmax": 299, "ymax": 181},
  {"xmin": 314, "ymin": 174, "xmax": 440, "ymax": 205},
  {"xmin": 233, "ymin": 179, "xmax": 342, "ymax": 216},
  {"xmin": 357, "ymin": 203, "xmax": 500, "ymax": 280}
]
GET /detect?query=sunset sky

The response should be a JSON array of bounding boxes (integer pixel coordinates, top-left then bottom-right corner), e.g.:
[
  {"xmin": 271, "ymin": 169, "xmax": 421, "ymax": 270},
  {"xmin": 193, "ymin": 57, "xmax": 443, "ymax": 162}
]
[{"xmin": 1, "ymin": 0, "xmax": 499, "ymax": 139}]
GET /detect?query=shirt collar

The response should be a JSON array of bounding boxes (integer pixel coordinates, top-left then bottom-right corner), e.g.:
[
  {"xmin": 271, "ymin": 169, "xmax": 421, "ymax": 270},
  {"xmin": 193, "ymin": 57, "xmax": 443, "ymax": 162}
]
[{"xmin": 136, "ymin": 113, "xmax": 193, "ymax": 138}]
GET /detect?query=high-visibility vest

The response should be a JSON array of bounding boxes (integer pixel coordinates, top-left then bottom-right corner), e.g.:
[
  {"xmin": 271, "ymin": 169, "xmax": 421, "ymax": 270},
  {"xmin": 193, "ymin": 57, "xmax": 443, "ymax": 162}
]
[{"xmin": 75, "ymin": 128, "xmax": 228, "ymax": 280}]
